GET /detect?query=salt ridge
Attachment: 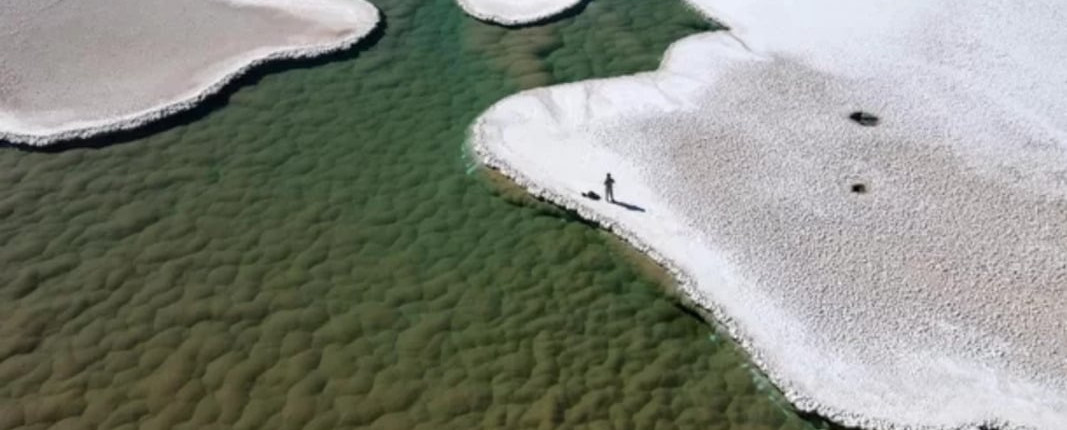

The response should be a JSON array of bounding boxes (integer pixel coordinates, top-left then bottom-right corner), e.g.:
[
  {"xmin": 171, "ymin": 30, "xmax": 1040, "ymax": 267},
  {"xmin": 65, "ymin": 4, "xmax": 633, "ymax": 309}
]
[{"xmin": 469, "ymin": 1, "xmax": 1067, "ymax": 429}]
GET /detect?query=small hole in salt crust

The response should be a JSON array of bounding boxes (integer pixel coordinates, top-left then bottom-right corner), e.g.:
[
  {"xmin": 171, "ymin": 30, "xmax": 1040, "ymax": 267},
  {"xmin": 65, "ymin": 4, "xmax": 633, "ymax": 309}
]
[
  {"xmin": 851, "ymin": 183, "xmax": 868, "ymax": 194},
  {"xmin": 849, "ymin": 111, "xmax": 880, "ymax": 126}
]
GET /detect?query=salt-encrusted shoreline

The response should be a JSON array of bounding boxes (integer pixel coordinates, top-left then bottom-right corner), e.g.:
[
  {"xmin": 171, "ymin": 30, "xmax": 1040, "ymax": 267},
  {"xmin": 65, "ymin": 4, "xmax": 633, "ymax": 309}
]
[
  {"xmin": 469, "ymin": 115, "xmax": 862, "ymax": 430},
  {"xmin": 0, "ymin": 0, "xmax": 380, "ymax": 147},
  {"xmin": 468, "ymin": 0, "xmax": 1067, "ymax": 428},
  {"xmin": 466, "ymin": 37, "xmax": 890, "ymax": 430},
  {"xmin": 454, "ymin": 0, "xmax": 583, "ymax": 26},
  {"xmin": 470, "ymin": 108, "xmax": 1029, "ymax": 430}
]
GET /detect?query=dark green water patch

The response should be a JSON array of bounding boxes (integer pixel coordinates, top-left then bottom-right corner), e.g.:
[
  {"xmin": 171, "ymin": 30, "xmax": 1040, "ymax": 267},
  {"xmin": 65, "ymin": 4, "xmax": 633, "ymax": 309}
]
[{"xmin": 0, "ymin": 0, "xmax": 842, "ymax": 428}]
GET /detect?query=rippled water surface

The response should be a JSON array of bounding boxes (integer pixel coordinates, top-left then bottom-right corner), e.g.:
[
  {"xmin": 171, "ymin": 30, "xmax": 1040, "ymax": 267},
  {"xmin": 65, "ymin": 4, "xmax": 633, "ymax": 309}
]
[{"xmin": 0, "ymin": 0, "xmax": 845, "ymax": 428}]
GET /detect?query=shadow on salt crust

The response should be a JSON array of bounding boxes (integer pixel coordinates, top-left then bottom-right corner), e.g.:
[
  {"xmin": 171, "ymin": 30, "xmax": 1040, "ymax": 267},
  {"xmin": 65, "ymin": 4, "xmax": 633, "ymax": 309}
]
[
  {"xmin": 470, "ymin": 0, "xmax": 1067, "ymax": 428},
  {"xmin": 0, "ymin": 0, "xmax": 380, "ymax": 146}
]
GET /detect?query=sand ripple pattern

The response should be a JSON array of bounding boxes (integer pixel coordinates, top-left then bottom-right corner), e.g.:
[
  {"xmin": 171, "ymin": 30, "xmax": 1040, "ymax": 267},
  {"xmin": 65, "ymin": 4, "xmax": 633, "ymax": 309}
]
[{"xmin": 0, "ymin": 0, "xmax": 837, "ymax": 429}]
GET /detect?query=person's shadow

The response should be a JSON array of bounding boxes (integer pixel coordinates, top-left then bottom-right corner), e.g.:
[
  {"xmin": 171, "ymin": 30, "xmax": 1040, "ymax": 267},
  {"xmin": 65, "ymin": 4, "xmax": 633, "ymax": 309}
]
[{"xmin": 611, "ymin": 200, "xmax": 645, "ymax": 212}]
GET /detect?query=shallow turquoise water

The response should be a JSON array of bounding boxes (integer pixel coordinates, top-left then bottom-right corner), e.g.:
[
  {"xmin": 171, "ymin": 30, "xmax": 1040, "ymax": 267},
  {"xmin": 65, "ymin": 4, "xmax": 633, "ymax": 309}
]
[{"xmin": 0, "ymin": 0, "xmax": 844, "ymax": 428}]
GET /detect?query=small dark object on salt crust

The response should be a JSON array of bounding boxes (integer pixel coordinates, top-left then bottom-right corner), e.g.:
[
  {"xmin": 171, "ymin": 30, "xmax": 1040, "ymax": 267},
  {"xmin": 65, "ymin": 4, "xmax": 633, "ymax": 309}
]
[
  {"xmin": 849, "ymin": 111, "xmax": 880, "ymax": 126},
  {"xmin": 851, "ymin": 183, "xmax": 868, "ymax": 194},
  {"xmin": 582, "ymin": 191, "xmax": 601, "ymax": 200}
]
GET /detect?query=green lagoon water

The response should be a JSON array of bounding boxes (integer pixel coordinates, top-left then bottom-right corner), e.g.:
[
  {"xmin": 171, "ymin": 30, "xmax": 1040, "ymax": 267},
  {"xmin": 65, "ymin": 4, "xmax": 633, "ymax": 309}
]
[{"xmin": 0, "ymin": 0, "xmax": 844, "ymax": 429}]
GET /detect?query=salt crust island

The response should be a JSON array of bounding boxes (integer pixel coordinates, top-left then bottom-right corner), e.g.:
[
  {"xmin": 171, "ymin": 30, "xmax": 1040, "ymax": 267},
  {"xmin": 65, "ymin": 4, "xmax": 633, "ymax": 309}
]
[
  {"xmin": 470, "ymin": 0, "xmax": 1067, "ymax": 429},
  {"xmin": 454, "ymin": 0, "xmax": 583, "ymax": 26},
  {"xmin": 0, "ymin": 0, "xmax": 379, "ymax": 146}
]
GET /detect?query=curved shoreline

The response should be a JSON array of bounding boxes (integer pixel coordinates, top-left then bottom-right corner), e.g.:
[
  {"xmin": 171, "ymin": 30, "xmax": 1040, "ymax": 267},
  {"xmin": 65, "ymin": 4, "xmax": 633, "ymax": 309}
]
[
  {"xmin": 466, "ymin": 87, "xmax": 843, "ymax": 427},
  {"xmin": 0, "ymin": 0, "xmax": 381, "ymax": 147},
  {"xmin": 454, "ymin": 0, "xmax": 584, "ymax": 26},
  {"xmin": 466, "ymin": 37, "xmax": 871, "ymax": 428},
  {"xmin": 469, "ymin": 9, "xmax": 1067, "ymax": 430}
]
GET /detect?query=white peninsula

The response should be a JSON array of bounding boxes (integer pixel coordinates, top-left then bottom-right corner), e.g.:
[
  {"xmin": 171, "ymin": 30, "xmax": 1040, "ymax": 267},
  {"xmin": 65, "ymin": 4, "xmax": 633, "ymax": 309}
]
[{"xmin": 471, "ymin": 0, "xmax": 1067, "ymax": 429}]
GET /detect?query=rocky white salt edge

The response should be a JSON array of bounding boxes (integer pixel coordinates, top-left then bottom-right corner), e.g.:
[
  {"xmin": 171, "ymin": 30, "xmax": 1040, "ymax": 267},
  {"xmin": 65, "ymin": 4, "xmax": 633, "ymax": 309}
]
[
  {"xmin": 0, "ymin": 0, "xmax": 379, "ymax": 146},
  {"xmin": 470, "ymin": 1, "xmax": 1067, "ymax": 429},
  {"xmin": 455, "ymin": 0, "xmax": 583, "ymax": 25}
]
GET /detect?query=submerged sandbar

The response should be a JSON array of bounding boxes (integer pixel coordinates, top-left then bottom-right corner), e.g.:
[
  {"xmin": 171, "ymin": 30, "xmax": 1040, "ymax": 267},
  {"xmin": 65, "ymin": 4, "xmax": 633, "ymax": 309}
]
[
  {"xmin": 471, "ymin": 0, "xmax": 1067, "ymax": 429},
  {"xmin": 0, "ymin": 0, "xmax": 379, "ymax": 146}
]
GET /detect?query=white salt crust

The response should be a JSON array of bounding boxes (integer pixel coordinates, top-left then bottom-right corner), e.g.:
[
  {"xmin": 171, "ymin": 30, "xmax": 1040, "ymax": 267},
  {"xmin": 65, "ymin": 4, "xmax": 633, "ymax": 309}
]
[
  {"xmin": 470, "ymin": 1, "xmax": 1067, "ymax": 429},
  {"xmin": 0, "ymin": 0, "xmax": 380, "ymax": 146},
  {"xmin": 454, "ymin": 0, "xmax": 583, "ymax": 25}
]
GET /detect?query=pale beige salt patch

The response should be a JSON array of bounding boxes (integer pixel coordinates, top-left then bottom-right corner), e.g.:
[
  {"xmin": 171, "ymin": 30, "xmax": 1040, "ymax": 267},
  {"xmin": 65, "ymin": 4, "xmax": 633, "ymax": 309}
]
[{"xmin": 0, "ymin": 0, "xmax": 378, "ymax": 145}]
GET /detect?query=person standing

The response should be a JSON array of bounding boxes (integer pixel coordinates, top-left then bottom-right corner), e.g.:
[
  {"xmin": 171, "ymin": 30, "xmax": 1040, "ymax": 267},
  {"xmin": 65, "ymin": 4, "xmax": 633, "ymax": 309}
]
[{"xmin": 604, "ymin": 173, "xmax": 615, "ymax": 203}]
